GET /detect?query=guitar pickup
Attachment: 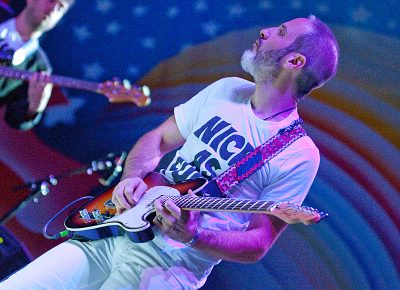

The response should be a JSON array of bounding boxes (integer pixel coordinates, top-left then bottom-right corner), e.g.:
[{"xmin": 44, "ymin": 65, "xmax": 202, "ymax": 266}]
[
  {"xmin": 92, "ymin": 209, "xmax": 104, "ymax": 221},
  {"xmin": 79, "ymin": 209, "xmax": 90, "ymax": 219}
]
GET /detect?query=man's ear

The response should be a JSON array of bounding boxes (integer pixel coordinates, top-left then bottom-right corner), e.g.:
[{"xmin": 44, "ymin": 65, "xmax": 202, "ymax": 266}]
[{"xmin": 281, "ymin": 52, "xmax": 307, "ymax": 69}]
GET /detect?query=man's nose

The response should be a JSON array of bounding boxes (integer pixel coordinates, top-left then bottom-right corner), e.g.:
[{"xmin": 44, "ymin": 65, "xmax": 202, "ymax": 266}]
[{"xmin": 259, "ymin": 29, "xmax": 271, "ymax": 39}]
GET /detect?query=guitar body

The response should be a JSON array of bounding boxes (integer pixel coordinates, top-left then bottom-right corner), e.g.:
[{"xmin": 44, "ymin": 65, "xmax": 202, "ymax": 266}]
[
  {"xmin": 65, "ymin": 172, "xmax": 327, "ymax": 243},
  {"xmin": 64, "ymin": 172, "xmax": 206, "ymax": 242}
]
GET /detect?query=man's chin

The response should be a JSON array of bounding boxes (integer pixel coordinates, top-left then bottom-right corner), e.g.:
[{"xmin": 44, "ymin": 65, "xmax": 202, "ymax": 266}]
[{"xmin": 240, "ymin": 49, "xmax": 256, "ymax": 76}]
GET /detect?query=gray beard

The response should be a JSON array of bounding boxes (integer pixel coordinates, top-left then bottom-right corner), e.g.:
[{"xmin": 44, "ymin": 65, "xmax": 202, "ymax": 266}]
[{"xmin": 240, "ymin": 48, "xmax": 282, "ymax": 83}]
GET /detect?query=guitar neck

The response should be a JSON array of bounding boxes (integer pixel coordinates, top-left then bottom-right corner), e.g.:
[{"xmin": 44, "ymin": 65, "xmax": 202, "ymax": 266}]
[
  {"xmin": 0, "ymin": 66, "xmax": 100, "ymax": 92},
  {"xmin": 161, "ymin": 195, "xmax": 277, "ymax": 213}
]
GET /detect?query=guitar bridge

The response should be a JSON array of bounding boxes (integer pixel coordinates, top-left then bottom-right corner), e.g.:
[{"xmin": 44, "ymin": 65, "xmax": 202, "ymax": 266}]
[{"xmin": 79, "ymin": 208, "xmax": 107, "ymax": 224}]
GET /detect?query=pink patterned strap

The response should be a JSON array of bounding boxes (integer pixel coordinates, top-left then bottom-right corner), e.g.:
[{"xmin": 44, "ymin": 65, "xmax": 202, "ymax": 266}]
[{"xmin": 214, "ymin": 120, "xmax": 306, "ymax": 196}]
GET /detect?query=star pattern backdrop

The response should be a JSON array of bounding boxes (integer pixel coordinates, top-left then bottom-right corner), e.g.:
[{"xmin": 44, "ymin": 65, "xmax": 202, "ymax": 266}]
[{"xmin": 0, "ymin": 0, "xmax": 399, "ymax": 289}]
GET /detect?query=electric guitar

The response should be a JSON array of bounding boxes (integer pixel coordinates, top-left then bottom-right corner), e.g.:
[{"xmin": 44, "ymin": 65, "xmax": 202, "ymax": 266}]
[
  {"xmin": 0, "ymin": 65, "xmax": 151, "ymax": 106},
  {"xmin": 64, "ymin": 172, "xmax": 328, "ymax": 242}
]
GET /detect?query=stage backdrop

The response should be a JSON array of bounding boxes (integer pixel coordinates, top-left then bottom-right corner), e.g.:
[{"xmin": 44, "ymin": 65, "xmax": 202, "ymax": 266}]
[{"xmin": 0, "ymin": 0, "xmax": 398, "ymax": 289}]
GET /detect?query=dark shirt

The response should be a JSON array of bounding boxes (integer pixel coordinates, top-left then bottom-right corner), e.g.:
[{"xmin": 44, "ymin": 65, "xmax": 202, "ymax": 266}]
[{"xmin": 0, "ymin": 16, "xmax": 50, "ymax": 130}]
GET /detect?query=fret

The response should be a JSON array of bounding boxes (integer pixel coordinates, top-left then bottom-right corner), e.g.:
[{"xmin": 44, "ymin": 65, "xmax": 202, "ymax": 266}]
[
  {"xmin": 212, "ymin": 198, "xmax": 228, "ymax": 209},
  {"xmin": 185, "ymin": 197, "xmax": 198, "ymax": 208},
  {"xmin": 257, "ymin": 201, "xmax": 271, "ymax": 211},
  {"xmin": 212, "ymin": 198, "xmax": 227, "ymax": 209},
  {"xmin": 199, "ymin": 197, "xmax": 217, "ymax": 209},
  {"xmin": 232, "ymin": 200, "xmax": 246, "ymax": 210},
  {"xmin": 219, "ymin": 199, "xmax": 234, "ymax": 210},
  {"xmin": 247, "ymin": 201, "xmax": 260, "ymax": 211},
  {"xmin": 188, "ymin": 197, "xmax": 204, "ymax": 208},
  {"xmin": 221, "ymin": 199, "xmax": 237, "ymax": 210},
  {"xmin": 238, "ymin": 200, "xmax": 252, "ymax": 210},
  {"xmin": 210, "ymin": 198, "xmax": 228, "ymax": 210}
]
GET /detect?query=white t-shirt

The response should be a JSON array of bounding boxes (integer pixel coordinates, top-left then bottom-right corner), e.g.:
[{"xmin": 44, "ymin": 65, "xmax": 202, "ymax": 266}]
[
  {"xmin": 154, "ymin": 77, "xmax": 320, "ymax": 282},
  {"xmin": 0, "ymin": 18, "xmax": 42, "ymax": 65}
]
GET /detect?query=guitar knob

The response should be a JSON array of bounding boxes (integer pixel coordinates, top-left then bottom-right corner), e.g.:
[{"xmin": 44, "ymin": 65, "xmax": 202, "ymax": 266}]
[
  {"xmin": 137, "ymin": 85, "xmax": 151, "ymax": 107},
  {"xmin": 317, "ymin": 211, "xmax": 329, "ymax": 222}
]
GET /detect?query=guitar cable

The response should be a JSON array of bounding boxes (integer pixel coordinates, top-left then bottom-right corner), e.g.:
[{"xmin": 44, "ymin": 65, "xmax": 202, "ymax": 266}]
[{"xmin": 42, "ymin": 196, "xmax": 94, "ymax": 240}]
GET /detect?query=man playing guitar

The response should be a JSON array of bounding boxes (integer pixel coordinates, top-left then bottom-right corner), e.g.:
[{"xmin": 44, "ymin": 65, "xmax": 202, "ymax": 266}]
[{"xmin": 0, "ymin": 15, "xmax": 339, "ymax": 289}]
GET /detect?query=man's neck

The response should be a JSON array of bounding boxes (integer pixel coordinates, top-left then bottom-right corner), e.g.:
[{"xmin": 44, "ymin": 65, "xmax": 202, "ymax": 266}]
[
  {"xmin": 15, "ymin": 11, "xmax": 41, "ymax": 41},
  {"xmin": 251, "ymin": 81, "xmax": 298, "ymax": 121}
]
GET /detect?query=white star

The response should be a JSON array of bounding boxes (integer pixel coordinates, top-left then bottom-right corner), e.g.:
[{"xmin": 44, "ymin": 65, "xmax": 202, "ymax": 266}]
[
  {"xmin": 167, "ymin": 6, "xmax": 180, "ymax": 18},
  {"xmin": 82, "ymin": 62, "xmax": 105, "ymax": 80},
  {"xmin": 290, "ymin": 0, "xmax": 303, "ymax": 10},
  {"xmin": 352, "ymin": 5, "xmax": 372, "ymax": 22},
  {"xmin": 106, "ymin": 21, "xmax": 122, "ymax": 35},
  {"xmin": 194, "ymin": 0, "xmax": 208, "ymax": 13},
  {"xmin": 132, "ymin": 5, "xmax": 148, "ymax": 17},
  {"xmin": 72, "ymin": 25, "xmax": 91, "ymax": 41},
  {"xmin": 201, "ymin": 21, "xmax": 220, "ymax": 37},
  {"xmin": 96, "ymin": 0, "xmax": 113, "ymax": 14},
  {"xmin": 352, "ymin": 5, "xmax": 372, "ymax": 23},
  {"xmin": 317, "ymin": 3, "xmax": 330, "ymax": 13},
  {"xmin": 228, "ymin": 4, "xmax": 246, "ymax": 18},
  {"xmin": 259, "ymin": 0, "xmax": 273, "ymax": 10},
  {"xmin": 127, "ymin": 65, "xmax": 140, "ymax": 76},
  {"xmin": 141, "ymin": 37, "xmax": 156, "ymax": 49},
  {"xmin": 387, "ymin": 19, "xmax": 397, "ymax": 29},
  {"xmin": 43, "ymin": 98, "xmax": 86, "ymax": 128}
]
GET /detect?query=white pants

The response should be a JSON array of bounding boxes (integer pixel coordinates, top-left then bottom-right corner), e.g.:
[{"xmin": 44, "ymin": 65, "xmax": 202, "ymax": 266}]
[{"xmin": 0, "ymin": 235, "xmax": 201, "ymax": 289}]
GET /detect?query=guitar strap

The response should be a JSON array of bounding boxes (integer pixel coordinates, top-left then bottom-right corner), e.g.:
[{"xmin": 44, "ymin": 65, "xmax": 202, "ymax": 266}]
[{"xmin": 201, "ymin": 118, "xmax": 307, "ymax": 198}]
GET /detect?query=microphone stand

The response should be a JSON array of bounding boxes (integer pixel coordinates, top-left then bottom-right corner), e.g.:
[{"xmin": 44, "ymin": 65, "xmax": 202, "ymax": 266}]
[{"xmin": 0, "ymin": 152, "xmax": 126, "ymax": 225}]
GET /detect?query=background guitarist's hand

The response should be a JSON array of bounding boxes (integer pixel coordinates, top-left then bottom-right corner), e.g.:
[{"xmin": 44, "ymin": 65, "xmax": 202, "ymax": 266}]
[
  {"xmin": 27, "ymin": 71, "xmax": 52, "ymax": 114},
  {"xmin": 111, "ymin": 177, "xmax": 148, "ymax": 214},
  {"xmin": 153, "ymin": 191, "xmax": 200, "ymax": 244}
]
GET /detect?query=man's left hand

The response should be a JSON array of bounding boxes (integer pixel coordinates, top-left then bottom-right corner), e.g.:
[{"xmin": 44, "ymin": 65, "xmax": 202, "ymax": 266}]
[
  {"xmin": 27, "ymin": 71, "xmax": 52, "ymax": 113},
  {"xmin": 153, "ymin": 195, "xmax": 199, "ymax": 244}
]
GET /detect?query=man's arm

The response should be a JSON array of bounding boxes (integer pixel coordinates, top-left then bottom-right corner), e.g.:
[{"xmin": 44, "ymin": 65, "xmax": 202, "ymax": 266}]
[
  {"xmin": 154, "ymin": 198, "xmax": 288, "ymax": 263},
  {"xmin": 26, "ymin": 71, "xmax": 52, "ymax": 115},
  {"xmin": 4, "ymin": 71, "xmax": 52, "ymax": 130},
  {"xmin": 193, "ymin": 213, "xmax": 288, "ymax": 263},
  {"xmin": 112, "ymin": 116, "xmax": 185, "ymax": 213}
]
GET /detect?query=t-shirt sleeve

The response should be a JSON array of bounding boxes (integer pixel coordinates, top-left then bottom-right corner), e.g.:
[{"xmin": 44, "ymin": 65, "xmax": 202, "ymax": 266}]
[
  {"xmin": 260, "ymin": 147, "xmax": 320, "ymax": 205},
  {"xmin": 174, "ymin": 80, "xmax": 220, "ymax": 139}
]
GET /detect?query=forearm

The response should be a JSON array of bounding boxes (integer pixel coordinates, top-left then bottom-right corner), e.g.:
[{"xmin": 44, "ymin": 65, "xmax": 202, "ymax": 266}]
[
  {"xmin": 28, "ymin": 84, "xmax": 52, "ymax": 113},
  {"xmin": 122, "ymin": 131, "xmax": 166, "ymax": 179},
  {"xmin": 193, "ymin": 216, "xmax": 287, "ymax": 263}
]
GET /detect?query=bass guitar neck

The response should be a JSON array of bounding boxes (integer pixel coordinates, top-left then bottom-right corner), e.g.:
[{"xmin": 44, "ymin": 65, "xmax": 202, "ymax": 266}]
[{"xmin": 0, "ymin": 66, "xmax": 151, "ymax": 106}]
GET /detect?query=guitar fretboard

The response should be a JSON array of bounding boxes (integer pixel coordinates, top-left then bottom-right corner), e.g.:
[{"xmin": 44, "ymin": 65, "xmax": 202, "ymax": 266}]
[
  {"xmin": 160, "ymin": 196, "xmax": 277, "ymax": 213},
  {"xmin": 0, "ymin": 66, "xmax": 100, "ymax": 92}
]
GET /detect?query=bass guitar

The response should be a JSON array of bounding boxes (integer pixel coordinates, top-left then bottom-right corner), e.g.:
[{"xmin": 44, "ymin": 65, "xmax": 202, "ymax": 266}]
[
  {"xmin": 0, "ymin": 65, "xmax": 151, "ymax": 106},
  {"xmin": 64, "ymin": 172, "xmax": 328, "ymax": 242}
]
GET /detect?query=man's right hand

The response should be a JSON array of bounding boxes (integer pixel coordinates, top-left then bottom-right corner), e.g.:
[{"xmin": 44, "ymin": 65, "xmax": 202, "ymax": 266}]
[{"xmin": 111, "ymin": 177, "xmax": 148, "ymax": 214}]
